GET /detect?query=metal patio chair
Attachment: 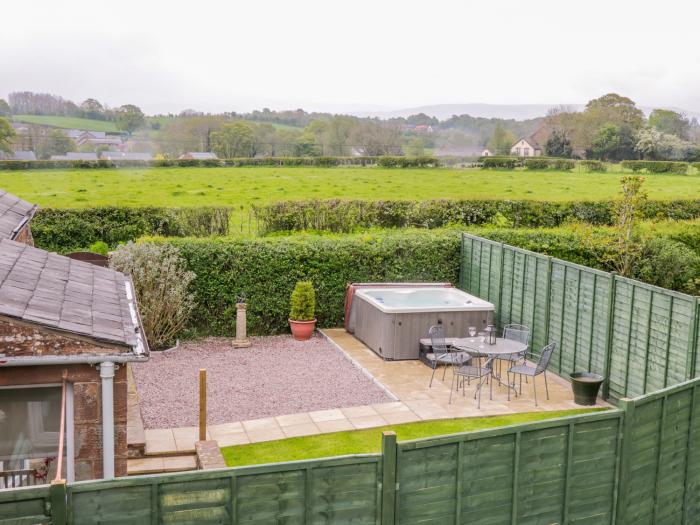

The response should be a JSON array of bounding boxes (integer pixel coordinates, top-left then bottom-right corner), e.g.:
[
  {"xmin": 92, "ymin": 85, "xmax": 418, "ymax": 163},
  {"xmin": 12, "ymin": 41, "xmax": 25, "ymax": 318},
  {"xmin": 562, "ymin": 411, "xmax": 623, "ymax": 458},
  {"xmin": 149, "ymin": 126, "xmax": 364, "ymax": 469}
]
[
  {"xmin": 427, "ymin": 324, "xmax": 470, "ymax": 387},
  {"xmin": 495, "ymin": 324, "xmax": 531, "ymax": 382},
  {"xmin": 449, "ymin": 356, "xmax": 494, "ymax": 409},
  {"xmin": 507, "ymin": 342, "xmax": 556, "ymax": 406}
]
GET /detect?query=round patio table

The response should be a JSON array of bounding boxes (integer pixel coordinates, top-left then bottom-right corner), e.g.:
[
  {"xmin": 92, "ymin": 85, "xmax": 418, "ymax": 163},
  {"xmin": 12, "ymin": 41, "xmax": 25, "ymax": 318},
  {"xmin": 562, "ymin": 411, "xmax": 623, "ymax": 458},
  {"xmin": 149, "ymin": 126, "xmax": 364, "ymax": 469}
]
[{"xmin": 451, "ymin": 337, "xmax": 527, "ymax": 397}]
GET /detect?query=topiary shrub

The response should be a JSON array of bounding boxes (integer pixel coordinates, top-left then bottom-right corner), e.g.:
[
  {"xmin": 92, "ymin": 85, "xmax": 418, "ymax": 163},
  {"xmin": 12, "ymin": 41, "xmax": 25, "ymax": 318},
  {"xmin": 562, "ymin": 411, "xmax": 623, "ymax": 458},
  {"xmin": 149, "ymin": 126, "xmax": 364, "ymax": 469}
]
[
  {"xmin": 289, "ymin": 281, "xmax": 316, "ymax": 321},
  {"xmin": 109, "ymin": 242, "xmax": 196, "ymax": 349}
]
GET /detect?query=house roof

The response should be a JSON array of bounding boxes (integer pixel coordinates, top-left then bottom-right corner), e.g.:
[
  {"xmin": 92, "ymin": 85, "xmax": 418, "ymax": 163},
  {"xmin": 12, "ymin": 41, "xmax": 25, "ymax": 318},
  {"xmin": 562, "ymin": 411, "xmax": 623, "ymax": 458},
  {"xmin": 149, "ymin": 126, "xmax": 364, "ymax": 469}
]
[
  {"xmin": 100, "ymin": 152, "xmax": 152, "ymax": 161},
  {"xmin": 0, "ymin": 239, "xmax": 148, "ymax": 354},
  {"xmin": 513, "ymin": 136, "xmax": 542, "ymax": 150},
  {"xmin": 180, "ymin": 152, "xmax": 218, "ymax": 160},
  {"xmin": 0, "ymin": 151, "xmax": 38, "ymax": 161},
  {"xmin": 0, "ymin": 190, "xmax": 37, "ymax": 241},
  {"xmin": 50, "ymin": 152, "xmax": 99, "ymax": 161}
]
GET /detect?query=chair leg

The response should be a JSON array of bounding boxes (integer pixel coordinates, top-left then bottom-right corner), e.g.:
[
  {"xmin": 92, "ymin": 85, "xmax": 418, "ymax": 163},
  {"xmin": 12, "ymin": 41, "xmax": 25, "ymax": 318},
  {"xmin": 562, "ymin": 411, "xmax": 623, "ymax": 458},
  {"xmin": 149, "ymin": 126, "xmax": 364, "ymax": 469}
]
[
  {"xmin": 544, "ymin": 371, "xmax": 549, "ymax": 400},
  {"xmin": 442, "ymin": 362, "xmax": 448, "ymax": 381},
  {"xmin": 507, "ymin": 371, "xmax": 511, "ymax": 401},
  {"xmin": 449, "ymin": 373, "xmax": 456, "ymax": 404},
  {"xmin": 533, "ymin": 376, "xmax": 538, "ymax": 407},
  {"xmin": 429, "ymin": 364, "xmax": 437, "ymax": 388}
]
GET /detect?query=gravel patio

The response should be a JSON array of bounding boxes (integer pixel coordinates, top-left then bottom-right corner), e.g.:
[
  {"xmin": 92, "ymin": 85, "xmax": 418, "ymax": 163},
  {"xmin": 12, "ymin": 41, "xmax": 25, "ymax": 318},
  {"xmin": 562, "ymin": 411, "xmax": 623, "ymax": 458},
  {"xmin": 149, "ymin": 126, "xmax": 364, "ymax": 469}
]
[{"xmin": 131, "ymin": 335, "xmax": 391, "ymax": 429}]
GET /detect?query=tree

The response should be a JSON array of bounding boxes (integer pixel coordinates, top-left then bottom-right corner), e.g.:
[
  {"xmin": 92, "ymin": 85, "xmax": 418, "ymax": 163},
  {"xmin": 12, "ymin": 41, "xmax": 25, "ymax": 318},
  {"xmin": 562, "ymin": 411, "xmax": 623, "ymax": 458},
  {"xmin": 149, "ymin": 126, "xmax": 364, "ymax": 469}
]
[
  {"xmin": 36, "ymin": 129, "xmax": 76, "ymax": 159},
  {"xmin": 0, "ymin": 99, "xmax": 10, "ymax": 116},
  {"xmin": 544, "ymin": 129, "xmax": 572, "ymax": 157},
  {"xmin": 115, "ymin": 104, "xmax": 145, "ymax": 134},
  {"xmin": 487, "ymin": 124, "xmax": 515, "ymax": 155},
  {"xmin": 635, "ymin": 127, "xmax": 696, "ymax": 160},
  {"xmin": 80, "ymin": 98, "xmax": 105, "ymax": 120},
  {"xmin": 648, "ymin": 109, "xmax": 690, "ymax": 139},
  {"xmin": 609, "ymin": 176, "xmax": 647, "ymax": 277},
  {"xmin": 160, "ymin": 115, "xmax": 225, "ymax": 157},
  {"xmin": 295, "ymin": 131, "xmax": 321, "ymax": 156},
  {"xmin": 584, "ymin": 93, "xmax": 645, "ymax": 130},
  {"xmin": 406, "ymin": 137, "xmax": 426, "ymax": 157},
  {"xmin": 210, "ymin": 121, "xmax": 255, "ymax": 157},
  {"xmin": 0, "ymin": 117, "xmax": 15, "ymax": 154},
  {"xmin": 350, "ymin": 121, "xmax": 402, "ymax": 156},
  {"xmin": 589, "ymin": 124, "xmax": 636, "ymax": 161}
]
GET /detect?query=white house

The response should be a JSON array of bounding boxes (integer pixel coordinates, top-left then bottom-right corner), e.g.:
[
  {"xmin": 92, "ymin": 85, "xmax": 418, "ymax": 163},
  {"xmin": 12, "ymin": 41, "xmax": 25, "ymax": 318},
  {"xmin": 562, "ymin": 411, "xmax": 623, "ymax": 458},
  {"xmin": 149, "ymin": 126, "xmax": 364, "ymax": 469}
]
[{"xmin": 510, "ymin": 137, "xmax": 543, "ymax": 157}]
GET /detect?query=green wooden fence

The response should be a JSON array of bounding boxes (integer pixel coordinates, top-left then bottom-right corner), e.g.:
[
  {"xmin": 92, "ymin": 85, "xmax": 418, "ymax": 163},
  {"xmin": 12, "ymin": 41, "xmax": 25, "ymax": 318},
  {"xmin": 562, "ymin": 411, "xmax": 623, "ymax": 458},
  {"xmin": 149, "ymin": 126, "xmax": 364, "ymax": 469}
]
[
  {"xmin": 459, "ymin": 232, "xmax": 700, "ymax": 400},
  {"xmin": 2, "ymin": 386, "xmax": 700, "ymax": 525}
]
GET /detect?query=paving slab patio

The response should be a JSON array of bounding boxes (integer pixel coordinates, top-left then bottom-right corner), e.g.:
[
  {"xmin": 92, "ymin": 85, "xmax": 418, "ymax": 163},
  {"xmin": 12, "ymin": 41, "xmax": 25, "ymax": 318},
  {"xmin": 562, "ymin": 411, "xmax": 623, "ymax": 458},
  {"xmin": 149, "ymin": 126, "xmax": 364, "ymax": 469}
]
[{"xmin": 140, "ymin": 328, "xmax": 610, "ymax": 459}]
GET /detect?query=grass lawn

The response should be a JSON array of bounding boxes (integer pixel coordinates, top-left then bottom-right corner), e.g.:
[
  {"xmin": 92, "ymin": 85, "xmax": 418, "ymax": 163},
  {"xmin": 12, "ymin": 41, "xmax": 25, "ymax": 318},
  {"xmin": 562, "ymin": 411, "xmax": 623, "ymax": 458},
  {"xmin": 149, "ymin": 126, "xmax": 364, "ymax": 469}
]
[
  {"xmin": 12, "ymin": 115, "xmax": 119, "ymax": 132},
  {"xmin": 3, "ymin": 167, "xmax": 700, "ymax": 214},
  {"xmin": 222, "ymin": 408, "xmax": 604, "ymax": 467}
]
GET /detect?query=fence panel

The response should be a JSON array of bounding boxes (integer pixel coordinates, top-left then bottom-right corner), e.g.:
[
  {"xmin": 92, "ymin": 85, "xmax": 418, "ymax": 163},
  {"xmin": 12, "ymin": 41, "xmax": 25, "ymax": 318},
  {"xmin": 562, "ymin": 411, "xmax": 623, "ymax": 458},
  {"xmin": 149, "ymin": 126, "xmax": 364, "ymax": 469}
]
[
  {"xmin": 395, "ymin": 410, "xmax": 622, "ymax": 525},
  {"xmin": 617, "ymin": 377, "xmax": 700, "ymax": 525},
  {"xmin": 66, "ymin": 456, "xmax": 382, "ymax": 525},
  {"xmin": 0, "ymin": 485, "xmax": 50, "ymax": 525},
  {"xmin": 460, "ymin": 233, "xmax": 700, "ymax": 400}
]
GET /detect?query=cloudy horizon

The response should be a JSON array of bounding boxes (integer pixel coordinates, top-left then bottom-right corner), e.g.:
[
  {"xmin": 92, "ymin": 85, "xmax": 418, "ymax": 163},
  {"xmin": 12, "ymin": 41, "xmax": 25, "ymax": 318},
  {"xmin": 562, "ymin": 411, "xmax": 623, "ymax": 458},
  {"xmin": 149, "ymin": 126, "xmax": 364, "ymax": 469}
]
[{"xmin": 2, "ymin": 0, "xmax": 699, "ymax": 116}]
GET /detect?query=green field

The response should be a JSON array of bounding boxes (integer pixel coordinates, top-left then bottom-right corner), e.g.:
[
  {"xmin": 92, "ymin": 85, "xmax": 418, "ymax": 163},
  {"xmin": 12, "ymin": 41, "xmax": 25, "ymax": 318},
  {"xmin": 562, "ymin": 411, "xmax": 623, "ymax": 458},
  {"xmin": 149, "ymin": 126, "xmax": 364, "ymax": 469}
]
[
  {"xmin": 12, "ymin": 115, "xmax": 119, "ymax": 132},
  {"xmin": 2, "ymin": 167, "xmax": 700, "ymax": 212}
]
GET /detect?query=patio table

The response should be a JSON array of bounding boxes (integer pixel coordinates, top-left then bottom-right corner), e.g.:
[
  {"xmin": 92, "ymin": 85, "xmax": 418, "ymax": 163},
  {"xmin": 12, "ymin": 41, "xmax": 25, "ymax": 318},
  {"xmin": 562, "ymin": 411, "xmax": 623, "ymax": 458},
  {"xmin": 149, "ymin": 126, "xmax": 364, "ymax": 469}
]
[{"xmin": 451, "ymin": 337, "xmax": 527, "ymax": 397}]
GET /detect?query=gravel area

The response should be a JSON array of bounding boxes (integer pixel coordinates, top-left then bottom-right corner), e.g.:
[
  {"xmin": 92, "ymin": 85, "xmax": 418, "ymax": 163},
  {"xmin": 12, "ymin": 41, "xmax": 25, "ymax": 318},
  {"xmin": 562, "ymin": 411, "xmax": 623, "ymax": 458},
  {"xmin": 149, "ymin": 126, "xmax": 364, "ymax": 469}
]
[{"xmin": 132, "ymin": 335, "xmax": 391, "ymax": 428}]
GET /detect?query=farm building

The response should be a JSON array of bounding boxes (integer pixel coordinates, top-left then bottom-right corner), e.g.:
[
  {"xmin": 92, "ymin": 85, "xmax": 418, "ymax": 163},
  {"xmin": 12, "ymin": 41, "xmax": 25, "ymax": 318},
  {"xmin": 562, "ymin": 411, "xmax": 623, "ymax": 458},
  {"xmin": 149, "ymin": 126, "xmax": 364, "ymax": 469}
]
[
  {"xmin": 510, "ymin": 136, "xmax": 543, "ymax": 156},
  {"xmin": 0, "ymin": 190, "xmax": 149, "ymax": 486},
  {"xmin": 50, "ymin": 152, "xmax": 98, "ymax": 161},
  {"xmin": 100, "ymin": 151, "xmax": 152, "ymax": 161},
  {"xmin": 0, "ymin": 151, "xmax": 36, "ymax": 161},
  {"xmin": 178, "ymin": 152, "xmax": 218, "ymax": 160},
  {"xmin": 0, "ymin": 189, "xmax": 36, "ymax": 245}
]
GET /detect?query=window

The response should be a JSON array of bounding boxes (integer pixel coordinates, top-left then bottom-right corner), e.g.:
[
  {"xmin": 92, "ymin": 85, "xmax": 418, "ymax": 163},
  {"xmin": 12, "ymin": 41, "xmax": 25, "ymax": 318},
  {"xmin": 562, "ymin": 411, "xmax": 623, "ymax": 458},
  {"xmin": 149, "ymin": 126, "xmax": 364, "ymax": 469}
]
[
  {"xmin": 0, "ymin": 385, "xmax": 69, "ymax": 488},
  {"xmin": 515, "ymin": 147, "xmax": 521, "ymax": 155},
  {"xmin": 523, "ymin": 148, "xmax": 530, "ymax": 156}
]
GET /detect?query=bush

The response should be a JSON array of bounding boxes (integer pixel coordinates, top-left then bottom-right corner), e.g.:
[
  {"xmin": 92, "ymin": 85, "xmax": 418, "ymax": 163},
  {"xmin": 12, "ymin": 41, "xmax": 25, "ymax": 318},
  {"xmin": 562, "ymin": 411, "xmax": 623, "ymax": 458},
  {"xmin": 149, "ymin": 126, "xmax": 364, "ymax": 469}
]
[
  {"xmin": 579, "ymin": 160, "xmax": 606, "ymax": 172},
  {"xmin": 481, "ymin": 157, "xmax": 521, "ymax": 169},
  {"xmin": 31, "ymin": 207, "xmax": 231, "ymax": 253},
  {"xmin": 634, "ymin": 237, "xmax": 700, "ymax": 293},
  {"xmin": 155, "ymin": 230, "xmax": 461, "ymax": 335},
  {"xmin": 524, "ymin": 159, "xmax": 550, "ymax": 170},
  {"xmin": 289, "ymin": 281, "xmax": 316, "ymax": 321},
  {"xmin": 89, "ymin": 241, "xmax": 109, "ymax": 255},
  {"xmin": 110, "ymin": 242, "xmax": 196, "ymax": 349},
  {"xmin": 377, "ymin": 156, "xmax": 439, "ymax": 168},
  {"xmin": 552, "ymin": 159, "xmax": 576, "ymax": 170},
  {"xmin": 252, "ymin": 198, "xmax": 700, "ymax": 234},
  {"xmin": 692, "ymin": 162, "xmax": 700, "ymax": 172},
  {"xmin": 620, "ymin": 160, "xmax": 689, "ymax": 174}
]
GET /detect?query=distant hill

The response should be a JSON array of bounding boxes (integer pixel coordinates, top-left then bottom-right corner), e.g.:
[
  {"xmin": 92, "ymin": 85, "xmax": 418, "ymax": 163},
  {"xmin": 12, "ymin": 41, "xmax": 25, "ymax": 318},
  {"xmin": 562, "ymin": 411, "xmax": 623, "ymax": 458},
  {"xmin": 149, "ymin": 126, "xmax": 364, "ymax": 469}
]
[
  {"xmin": 354, "ymin": 103, "xmax": 700, "ymax": 122},
  {"xmin": 12, "ymin": 115, "xmax": 119, "ymax": 132}
]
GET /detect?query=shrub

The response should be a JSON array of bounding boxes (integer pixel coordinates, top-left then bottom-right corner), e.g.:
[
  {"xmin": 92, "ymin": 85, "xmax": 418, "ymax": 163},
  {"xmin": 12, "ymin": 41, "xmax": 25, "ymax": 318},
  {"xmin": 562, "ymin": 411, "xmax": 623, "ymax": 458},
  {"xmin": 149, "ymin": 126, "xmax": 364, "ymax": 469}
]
[
  {"xmin": 524, "ymin": 159, "xmax": 550, "ymax": 170},
  {"xmin": 109, "ymin": 242, "xmax": 196, "ymax": 349},
  {"xmin": 156, "ymin": 230, "xmax": 461, "ymax": 335},
  {"xmin": 481, "ymin": 157, "xmax": 521, "ymax": 169},
  {"xmin": 579, "ymin": 160, "xmax": 606, "ymax": 172},
  {"xmin": 31, "ymin": 207, "xmax": 231, "ymax": 253},
  {"xmin": 89, "ymin": 241, "xmax": 109, "ymax": 255},
  {"xmin": 635, "ymin": 237, "xmax": 700, "ymax": 293},
  {"xmin": 552, "ymin": 159, "xmax": 576, "ymax": 170},
  {"xmin": 620, "ymin": 160, "xmax": 689, "ymax": 174},
  {"xmin": 692, "ymin": 162, "xmax": 700, "ymax": 173},
  {"xmin": 289, "ymin": 281, "xmax": 316, "ymax": 321}
]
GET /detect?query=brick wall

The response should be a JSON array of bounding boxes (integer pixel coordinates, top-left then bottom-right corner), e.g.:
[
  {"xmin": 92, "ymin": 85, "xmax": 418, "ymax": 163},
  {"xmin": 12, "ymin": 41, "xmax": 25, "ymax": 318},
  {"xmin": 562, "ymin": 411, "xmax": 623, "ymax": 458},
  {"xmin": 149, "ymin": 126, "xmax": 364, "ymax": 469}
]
[{"xmin": 0, "ymin": 318, "xmax": 130, "ymax": 480}]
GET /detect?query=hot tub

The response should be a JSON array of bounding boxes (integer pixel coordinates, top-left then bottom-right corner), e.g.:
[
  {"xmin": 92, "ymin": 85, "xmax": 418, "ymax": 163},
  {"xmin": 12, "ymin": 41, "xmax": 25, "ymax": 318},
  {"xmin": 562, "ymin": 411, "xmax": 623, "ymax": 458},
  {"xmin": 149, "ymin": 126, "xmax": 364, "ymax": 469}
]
[{"xmin": 349, "ymin": 286, "xmax": 494, "ymax": 360}]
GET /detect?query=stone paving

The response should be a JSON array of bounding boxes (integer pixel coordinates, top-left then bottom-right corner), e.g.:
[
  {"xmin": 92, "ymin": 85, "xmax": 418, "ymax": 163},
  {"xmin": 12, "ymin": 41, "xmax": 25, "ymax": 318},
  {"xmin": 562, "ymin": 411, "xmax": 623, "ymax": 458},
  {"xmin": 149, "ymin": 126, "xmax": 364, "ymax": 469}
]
[{"xmin": 129, "ymin": 329, "xmax": 609, "ymax": 474}]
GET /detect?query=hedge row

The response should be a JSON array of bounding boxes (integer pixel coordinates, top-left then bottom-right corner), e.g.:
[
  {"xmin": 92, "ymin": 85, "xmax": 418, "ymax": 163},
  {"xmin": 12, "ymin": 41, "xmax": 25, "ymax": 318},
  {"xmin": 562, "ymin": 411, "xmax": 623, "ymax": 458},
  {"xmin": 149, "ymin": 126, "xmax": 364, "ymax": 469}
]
[
  {"xmin": 32, "ymin": 207, "xmax": 230, "ymax": 253},
  {"xmin": 481, "ymin": 157, "xmax": 604, "ymax": 171},
  {"xmin": 0, "ymin": 156, "xmax": 452, "ymax": 170},
  {"xmin": 155, "ymin": 230, "xmax": 462, "ymax": 335},
  {"xmin": 620, "ymin": 160, "xmax": 690, "ymax": 174},
  {"xmin": 252, "ymin": 198, "xmax": 700, "ymax": 234}
]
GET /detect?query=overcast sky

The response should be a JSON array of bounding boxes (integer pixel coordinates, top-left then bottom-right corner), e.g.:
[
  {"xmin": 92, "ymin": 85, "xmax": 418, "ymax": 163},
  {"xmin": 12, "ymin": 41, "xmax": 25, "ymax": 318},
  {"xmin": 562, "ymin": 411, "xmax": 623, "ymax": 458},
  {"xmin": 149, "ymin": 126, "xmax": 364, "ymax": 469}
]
[{"xmin": 2, "ymin": 0, "xmax": 699, "ymax": 115}]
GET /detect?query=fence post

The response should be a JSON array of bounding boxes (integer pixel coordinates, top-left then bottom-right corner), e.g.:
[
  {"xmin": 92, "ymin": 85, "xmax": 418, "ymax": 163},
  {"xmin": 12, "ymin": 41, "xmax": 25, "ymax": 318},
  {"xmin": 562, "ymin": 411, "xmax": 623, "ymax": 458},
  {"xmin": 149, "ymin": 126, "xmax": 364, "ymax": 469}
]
[
  {"xmin": 602, "ymin": 272, "xmax": 618, "ymax": 400},
  {"xmin": 686, "ymin": 297, "xmax": 699, "ymax": 380},
  {"xmin": 459, "ymin": 233, "xmax": 465, "ymax": 290},
  {"xmin": 381, "ymin": 431, "xmax": 397, "ymax": 525},
  {"xmin": 543, "ymin": 257, "xmax": 553, "ymax": 348},
  {"xmin": 49, "ymin": 479, "xmax": 67, "ymax": 525},
  {"xmin": 615, "ymin": 398, "xmax": 635, "ymax": 525}
]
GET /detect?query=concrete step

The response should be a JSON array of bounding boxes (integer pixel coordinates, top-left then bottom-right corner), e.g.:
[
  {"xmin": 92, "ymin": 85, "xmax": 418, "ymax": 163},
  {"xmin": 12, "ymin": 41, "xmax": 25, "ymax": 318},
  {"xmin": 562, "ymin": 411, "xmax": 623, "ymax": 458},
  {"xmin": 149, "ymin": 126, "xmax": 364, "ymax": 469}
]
[{"xmin": 127, "ymin": 454, "xmax": 197, "ymax": 476}]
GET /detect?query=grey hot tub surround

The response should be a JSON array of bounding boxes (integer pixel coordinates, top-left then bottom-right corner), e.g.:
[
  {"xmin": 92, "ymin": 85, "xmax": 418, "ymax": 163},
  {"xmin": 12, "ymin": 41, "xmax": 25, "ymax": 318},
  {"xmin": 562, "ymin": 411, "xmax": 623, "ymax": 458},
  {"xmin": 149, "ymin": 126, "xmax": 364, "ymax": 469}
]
[{"xmin": 349, "ymin": 286, "xmax": 494, "ymax": 360}]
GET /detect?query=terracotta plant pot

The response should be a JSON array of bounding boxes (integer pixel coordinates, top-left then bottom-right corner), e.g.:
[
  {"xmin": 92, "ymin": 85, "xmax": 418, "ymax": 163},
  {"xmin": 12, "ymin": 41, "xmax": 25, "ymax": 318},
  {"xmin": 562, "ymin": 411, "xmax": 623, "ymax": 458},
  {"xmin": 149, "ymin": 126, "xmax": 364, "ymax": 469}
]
[{"xmin": 289, "ymin": 319, "xmax": 317, "ymax": 341}]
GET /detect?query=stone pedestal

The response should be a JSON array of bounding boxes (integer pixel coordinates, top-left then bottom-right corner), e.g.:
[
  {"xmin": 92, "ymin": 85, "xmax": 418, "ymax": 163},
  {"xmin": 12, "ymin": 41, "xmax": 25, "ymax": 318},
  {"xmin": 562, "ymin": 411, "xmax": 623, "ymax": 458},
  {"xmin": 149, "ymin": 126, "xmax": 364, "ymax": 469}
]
[{"xmin": 233, "ymin": 302, "xmax": 252, "ymax": 348}]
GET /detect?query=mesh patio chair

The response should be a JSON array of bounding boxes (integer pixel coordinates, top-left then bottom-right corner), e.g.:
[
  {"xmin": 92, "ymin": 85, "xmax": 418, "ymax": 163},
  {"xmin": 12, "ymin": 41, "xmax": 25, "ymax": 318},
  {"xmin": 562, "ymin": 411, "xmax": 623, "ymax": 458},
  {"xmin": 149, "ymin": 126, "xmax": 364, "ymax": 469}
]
[
  {"xmin": 495, "ymin": 324, "xmax": 530, "ymax": 382},
  {"xmin": 507, "ymin": 342, "xmax": 556, "ymax": 406},
  {"xmin": 427, "ymin": 324, "xmax": 471, "ymax": 387},
  {"xmin": 449, "ymin": 356, "xmax": 494, "ymax": 409}
]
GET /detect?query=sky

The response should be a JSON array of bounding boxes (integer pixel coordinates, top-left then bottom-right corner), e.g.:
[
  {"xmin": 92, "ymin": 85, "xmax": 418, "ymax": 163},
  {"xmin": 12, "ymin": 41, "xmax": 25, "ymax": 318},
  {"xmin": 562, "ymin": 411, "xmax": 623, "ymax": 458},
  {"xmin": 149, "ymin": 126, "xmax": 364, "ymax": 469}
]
[{"xmin": 2, "ymin": 0, "xmax": 699, "ymax": 116}]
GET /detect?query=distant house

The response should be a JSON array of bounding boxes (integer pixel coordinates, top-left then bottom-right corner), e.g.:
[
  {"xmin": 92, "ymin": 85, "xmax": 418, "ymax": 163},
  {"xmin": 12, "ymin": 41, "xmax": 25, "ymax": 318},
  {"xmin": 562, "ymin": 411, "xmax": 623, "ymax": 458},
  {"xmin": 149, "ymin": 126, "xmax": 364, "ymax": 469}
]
[
  {"xmin": 0, "ymin": 189, "xmax": 37, "ymax": 244},
  {"xmin": 414, "ymin": 125, "xmax": 434, "ymax": 134},
  {"xmin": 178, "ymin": 152, "xmax": 218, "ymax": 160},
  {"xmin": 481, "ymin": 148, "xmax": 493, "ymax": 157},
  {"xmin": 100, "ymin": 151, "xmax": 152, "ymax": 161},
  {"xmin": 432, "ymin": 146, "xmax": 490, "ymax": 158},
  {"xmin": 510, "ymin": 136, "xmax": 543, "ymax": 157},
  {"xmin": 0, "ymin": 151, "xmax": 37, "ymax": 161},
  {"xmin": 50, "ymin": 152, "xmax": 99, "ymax": 161}
]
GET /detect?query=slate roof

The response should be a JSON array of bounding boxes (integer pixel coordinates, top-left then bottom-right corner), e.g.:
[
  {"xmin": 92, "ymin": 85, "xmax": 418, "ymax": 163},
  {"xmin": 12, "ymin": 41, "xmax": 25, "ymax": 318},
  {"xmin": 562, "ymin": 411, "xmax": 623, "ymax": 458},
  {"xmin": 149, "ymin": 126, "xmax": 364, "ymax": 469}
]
[
  {"xmin": 0, "ymin": 239, "xmax": 148, "ymax": 354},
  {"xmin": 0, "ymin": 190, "xmax": 36, "ymax": 241}
]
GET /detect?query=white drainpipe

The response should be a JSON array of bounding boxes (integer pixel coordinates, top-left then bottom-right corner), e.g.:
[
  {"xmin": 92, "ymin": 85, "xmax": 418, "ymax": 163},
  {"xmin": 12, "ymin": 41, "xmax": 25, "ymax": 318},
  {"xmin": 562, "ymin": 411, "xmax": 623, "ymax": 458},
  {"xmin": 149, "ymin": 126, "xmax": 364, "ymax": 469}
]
[{"xmin": 99, "ymin": 361, "xmax": 115, "ymax": 479}]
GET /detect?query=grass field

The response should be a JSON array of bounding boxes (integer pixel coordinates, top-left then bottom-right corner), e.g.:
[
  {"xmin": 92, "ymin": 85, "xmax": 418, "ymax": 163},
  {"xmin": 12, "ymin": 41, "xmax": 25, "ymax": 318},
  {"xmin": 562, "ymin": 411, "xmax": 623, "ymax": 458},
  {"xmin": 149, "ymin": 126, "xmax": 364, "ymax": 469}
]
[
  {"xmin": 222, "ymin": 408, "xmax": 603, "ymax": 467},
  {"xmin": 12, "ymin": 115, "xmax": 119, "ymax": 132},
  {"xmin": 2, "ymin": 166, "xmax": 700, "ymax": 212}
]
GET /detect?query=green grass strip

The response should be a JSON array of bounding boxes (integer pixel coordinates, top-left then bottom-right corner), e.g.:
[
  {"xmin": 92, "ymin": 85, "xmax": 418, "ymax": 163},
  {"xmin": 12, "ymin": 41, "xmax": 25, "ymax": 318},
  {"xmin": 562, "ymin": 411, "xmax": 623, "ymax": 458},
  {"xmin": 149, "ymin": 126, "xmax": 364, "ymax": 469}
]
[{"xmin": 222, "ymin": 408, "xmax": 605, "ymax": 467}]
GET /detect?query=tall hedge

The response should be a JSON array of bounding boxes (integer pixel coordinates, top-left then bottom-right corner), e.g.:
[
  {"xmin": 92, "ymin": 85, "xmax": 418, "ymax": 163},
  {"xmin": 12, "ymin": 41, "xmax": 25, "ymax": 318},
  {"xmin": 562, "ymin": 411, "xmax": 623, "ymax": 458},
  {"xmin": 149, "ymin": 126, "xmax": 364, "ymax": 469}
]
[
  {"xmin": 155, "ymin": 230, "xmax": 462, "ymax": 336},
  {"xmin": 32, "ymin": 207, "xmax": 230, "ymax": 253},
  {"xmin": 620, "ymin": 160, "xmax": 689, "ymax": 174},
  {"xmin": 252, "ymin": 198, "xmax": 700, "ymax": 234}
]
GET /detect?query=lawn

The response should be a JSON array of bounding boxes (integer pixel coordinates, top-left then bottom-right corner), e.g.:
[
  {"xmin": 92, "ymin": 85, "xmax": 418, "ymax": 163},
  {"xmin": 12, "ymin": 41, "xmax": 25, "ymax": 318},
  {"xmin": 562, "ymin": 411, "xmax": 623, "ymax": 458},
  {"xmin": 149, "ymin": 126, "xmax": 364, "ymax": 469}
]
[
  {"xmin": 3, "ymin": 167, "xmax": 700, "ymax": 213},
  {"xmin": 222, "ymin": 408, "xmax": 604, "ymax": 467},
  {"xmin": 12, "ymin": 115, "xmax": 119, "ymax": 132}
]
